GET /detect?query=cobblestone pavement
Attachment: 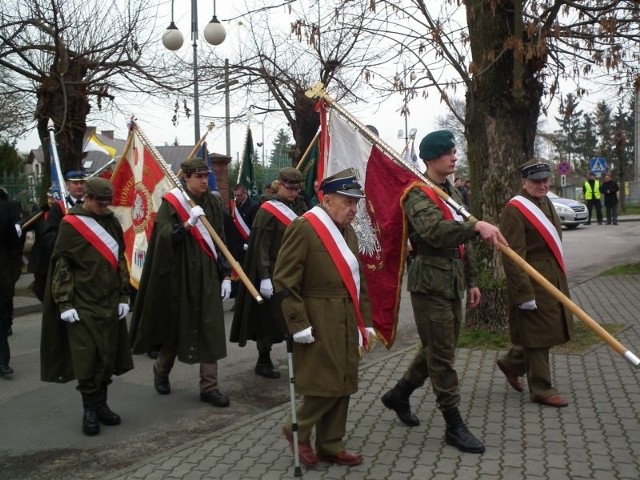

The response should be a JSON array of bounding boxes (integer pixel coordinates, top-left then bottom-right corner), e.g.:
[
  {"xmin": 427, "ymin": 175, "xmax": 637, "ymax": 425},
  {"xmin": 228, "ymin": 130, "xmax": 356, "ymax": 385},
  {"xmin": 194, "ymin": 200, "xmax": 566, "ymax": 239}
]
[{"xmin": 106, "ymin": 275, "xmax": 640, "ymax": 480}]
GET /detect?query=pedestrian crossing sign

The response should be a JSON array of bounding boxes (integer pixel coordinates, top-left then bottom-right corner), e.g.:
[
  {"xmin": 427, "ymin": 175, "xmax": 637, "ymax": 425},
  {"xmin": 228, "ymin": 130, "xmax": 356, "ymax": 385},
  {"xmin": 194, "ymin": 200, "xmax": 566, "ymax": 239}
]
[{"xmin": 590, "ymin": 157, "xmax": 607, "ymax": 174}]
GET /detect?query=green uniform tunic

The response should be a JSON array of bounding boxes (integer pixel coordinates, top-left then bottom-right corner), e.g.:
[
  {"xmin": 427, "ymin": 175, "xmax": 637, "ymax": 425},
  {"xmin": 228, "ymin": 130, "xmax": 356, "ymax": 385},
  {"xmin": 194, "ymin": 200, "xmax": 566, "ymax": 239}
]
[
  {"xmin": 230, "ymin": 195, "xmax": 307, "ymax": 347},
  {"xmin": 40, "ymin": 205, "xmax": 132, "ymax": 390},
  {"xmin": 500, "ymin": 190, "xmax": 574, "ymax": 348},
  {"xmin": 129, "ymin": 190, "xmax": 228, "ymax": 364},
  {"xmin": 273, "ymin": 209, "xmax": 372, "ymax": 397}
]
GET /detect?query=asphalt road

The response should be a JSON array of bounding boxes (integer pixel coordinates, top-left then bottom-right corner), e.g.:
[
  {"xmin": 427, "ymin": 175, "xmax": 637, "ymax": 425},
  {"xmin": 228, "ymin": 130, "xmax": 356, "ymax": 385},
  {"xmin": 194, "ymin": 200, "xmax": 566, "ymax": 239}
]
[{"xmin": 1, "ymin": 218, "xmax": 638, "ymax": 480}]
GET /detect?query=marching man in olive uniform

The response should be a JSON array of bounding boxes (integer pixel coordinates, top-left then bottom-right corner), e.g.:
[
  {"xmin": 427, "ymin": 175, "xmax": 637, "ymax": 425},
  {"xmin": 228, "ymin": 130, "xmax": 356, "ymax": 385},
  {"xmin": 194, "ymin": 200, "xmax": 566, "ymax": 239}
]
[
  {"xmin": 230, "ymin": 167, "xmax": 308, "ymax": 379},
  {"xmin": 274, "ymin": 169, "xmax": 375, "ymax": 467},
  {"xmin": 497, "ymin": 160, "xmax": 574, "ymax": 407},
  {"xmin": 41, "ymin": 177, "xmax": 133, "ymax": 436},
  {"xmin": 380, "ymin": 130, "xmax": 506, "ymax": 454},
  {"xmin": 130, "ymin": 158, "xmax": 232, "ymax": 408}
]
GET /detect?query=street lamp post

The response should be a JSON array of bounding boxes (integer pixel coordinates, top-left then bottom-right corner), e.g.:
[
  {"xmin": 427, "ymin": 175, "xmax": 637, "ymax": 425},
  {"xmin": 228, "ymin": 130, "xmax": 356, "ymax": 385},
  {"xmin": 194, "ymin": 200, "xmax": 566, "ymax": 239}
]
[{"xmin": 162, "ymin": 0, "xmax": 226, "ymax": 145}]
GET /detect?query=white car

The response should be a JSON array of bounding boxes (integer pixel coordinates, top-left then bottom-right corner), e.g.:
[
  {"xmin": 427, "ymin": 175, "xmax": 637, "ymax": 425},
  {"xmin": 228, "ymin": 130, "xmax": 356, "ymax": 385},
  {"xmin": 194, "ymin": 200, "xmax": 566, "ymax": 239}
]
[{"xmin": 547, "ymin": 191, "xmax": 588, "ymax": 229}]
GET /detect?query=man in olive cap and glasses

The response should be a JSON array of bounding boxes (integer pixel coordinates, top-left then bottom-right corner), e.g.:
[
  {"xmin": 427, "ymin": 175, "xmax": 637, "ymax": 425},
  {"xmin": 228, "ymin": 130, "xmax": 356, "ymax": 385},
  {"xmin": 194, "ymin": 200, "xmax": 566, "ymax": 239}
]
[
  {"xmin": 381, "ymin": 130, "xmax": 506, "ymax": 454},
  {"xmin": 231, "ymin": 166, "xmax": 308, "ymax": 378},
  {"xmin": 130, "ymin": 157, "xmax": 232, "ymax": 408},
  {"xmin": 41, "ymin": 177, "xmax": 133, "ymax": 435},
  {"xmin": 497, "ymin": 160, "xmax": 573, "ymax": 408}
]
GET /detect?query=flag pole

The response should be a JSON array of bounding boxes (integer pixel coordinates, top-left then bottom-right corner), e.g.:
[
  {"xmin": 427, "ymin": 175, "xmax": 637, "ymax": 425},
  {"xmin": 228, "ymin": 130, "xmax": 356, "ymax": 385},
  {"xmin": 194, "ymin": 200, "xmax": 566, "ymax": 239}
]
[
  {"xmin": 131, "ymin": 119, "xmax": 264, "ymax": 305},
  {"xmin": 47, "ymin": 119, "xmax": 71, "ymax": 212},
  {"xmin": 305, "ymin": 82, "xmax": 640, "ymax": 369},
  {"xmin": 295, "ymin": 131, "xmax": 321, "ymax": 170}
]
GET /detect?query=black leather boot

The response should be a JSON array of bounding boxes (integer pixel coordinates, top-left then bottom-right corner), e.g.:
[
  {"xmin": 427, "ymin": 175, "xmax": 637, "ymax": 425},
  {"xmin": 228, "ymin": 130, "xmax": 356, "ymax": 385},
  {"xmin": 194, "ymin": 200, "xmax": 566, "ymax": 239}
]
[
  {"xmin": 381, "ymin": 378, "xmax": 420, "ymax": 426},
  {"xmin": 81, "ymin": 392, "xmax": 100, "ymax": 436},
  {"xmin": 96, "ymin": 386, "xmax": 121, "ymax": 426},
  {"xmin": 442, "ymin": 407, "xmax": 485, "ymax": 454},
  {"xmin": 153, "ymin": 365, "xmax": 171, "ymax": 394},
  {"xmin": 254, "ymin": 351, "xmax": 281, "ymax": 379}
]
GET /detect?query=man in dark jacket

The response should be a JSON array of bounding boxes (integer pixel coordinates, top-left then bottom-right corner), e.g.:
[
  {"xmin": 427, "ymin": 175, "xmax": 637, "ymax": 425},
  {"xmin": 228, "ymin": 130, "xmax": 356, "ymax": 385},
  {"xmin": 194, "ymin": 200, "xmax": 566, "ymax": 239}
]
[
  {"xmin": 600, "ymin": 173, "xmax": 620, "ymax": 225},
  {"xmin": 380, "ymin": 130, "xmax": 506, "ymax": 454},
  {"xmin": 497, "ymin": 160, "xmax": 574, "ymax": 407},
  {"xmin": 41, "ymin": 177, "xmax": 133, "ymax": 435},
  {"xmin": 130, "ymin": 158, "xmax": 232, "ymax": 408}
]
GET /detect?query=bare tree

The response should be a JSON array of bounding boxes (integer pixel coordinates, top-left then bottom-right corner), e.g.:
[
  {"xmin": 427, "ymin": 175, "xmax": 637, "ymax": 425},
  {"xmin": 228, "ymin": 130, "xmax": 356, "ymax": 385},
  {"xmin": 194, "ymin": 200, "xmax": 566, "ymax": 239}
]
[
  {"xmin": 0, "ymin": 0, "xmax": 189, "ymax": 194},
  {"xmin": 197, "ymin": 0, "xmax": 387, "ymax": 161}
]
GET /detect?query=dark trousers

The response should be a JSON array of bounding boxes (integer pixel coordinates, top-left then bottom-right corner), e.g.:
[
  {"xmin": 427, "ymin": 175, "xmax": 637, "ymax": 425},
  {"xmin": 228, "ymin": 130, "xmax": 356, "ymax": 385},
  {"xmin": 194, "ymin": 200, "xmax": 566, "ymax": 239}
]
[
  {"xmin": 404, "ymin": 292, "xmax": 463, "ymax": 411},
  {"xmin": 498, "ymin": 345, "xmax": 556, "ymax": 401},
  {"xmin": 0, "ymin": 294, "xmax": 11, "ymax": 366},
  {"xmin": 155, "ymin": 344, "xmax": 219, "ymax": 394},
  {"xmin": 605, "ymin": 204, "xmax": 618, "ymax": 224},
  {"xmin": 586, "ymin": 199, "xmax": 603, "ymax": 224}
]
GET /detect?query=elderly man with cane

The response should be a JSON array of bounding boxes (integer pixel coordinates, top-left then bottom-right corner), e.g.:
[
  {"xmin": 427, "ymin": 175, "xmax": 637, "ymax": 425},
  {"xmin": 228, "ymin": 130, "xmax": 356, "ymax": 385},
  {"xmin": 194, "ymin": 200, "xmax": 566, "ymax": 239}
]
[{"xmin": 274, "ymin": 168, "xmax": 375, "ymax": 468}]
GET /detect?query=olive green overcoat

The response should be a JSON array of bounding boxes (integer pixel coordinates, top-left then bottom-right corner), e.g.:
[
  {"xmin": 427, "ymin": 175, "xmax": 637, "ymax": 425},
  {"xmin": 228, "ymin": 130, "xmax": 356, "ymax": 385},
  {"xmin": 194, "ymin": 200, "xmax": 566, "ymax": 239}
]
[
  {"xmin": 273, "ymin": 207, "xmax": 372, "ymax": 397},
  {"xmin": 500, "ymin": 190, "xmax": 574, "ymax": 348}
]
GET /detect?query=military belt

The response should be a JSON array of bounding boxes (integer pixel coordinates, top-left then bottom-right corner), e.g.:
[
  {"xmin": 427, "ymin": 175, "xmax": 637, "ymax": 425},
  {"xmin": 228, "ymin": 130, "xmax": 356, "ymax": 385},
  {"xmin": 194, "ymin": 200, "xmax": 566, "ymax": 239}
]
[
  {"xmin": 416, "ymin": 245, "xmax": 461, "ymax": 258},
  {"xmin": 302, "ymin": 288, "xmax": 350, "ymax": 299}
]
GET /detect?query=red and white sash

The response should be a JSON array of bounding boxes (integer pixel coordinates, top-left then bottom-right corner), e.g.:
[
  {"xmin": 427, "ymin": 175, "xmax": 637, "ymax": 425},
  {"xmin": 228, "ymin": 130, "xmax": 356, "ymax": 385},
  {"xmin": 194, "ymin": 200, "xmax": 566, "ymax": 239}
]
[
  {"xmin": 260, "ymin": 199, "xmax": 298, "ymax": 227},
  {"xmin": 229, "ymin": 199, "xmax": 251, "ymax": 241},
  {"xmin": 508, "ymin": 195, "xmax": 565, "ymax": 272},
  {"xmin": 63, "ymin": 215, "xmax": 119, "ymax": 270},
  {"xmin": 164, "ymin": 188, "xmax": 217, "ymax": 260},
  {"xmin": 419, "ymin": 185, "xmax": 465, "ymax": 258},
  {"xmin": 303, "ymin": 206, "xmax": 368, "ymax": 349}
]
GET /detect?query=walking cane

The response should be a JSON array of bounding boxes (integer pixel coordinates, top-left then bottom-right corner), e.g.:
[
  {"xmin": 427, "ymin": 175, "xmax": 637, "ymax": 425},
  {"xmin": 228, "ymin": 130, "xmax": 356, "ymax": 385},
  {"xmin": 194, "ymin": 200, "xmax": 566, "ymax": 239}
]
[{"xmin": 286, "ymin": 335, "xmax": 303, "ymax": 477}]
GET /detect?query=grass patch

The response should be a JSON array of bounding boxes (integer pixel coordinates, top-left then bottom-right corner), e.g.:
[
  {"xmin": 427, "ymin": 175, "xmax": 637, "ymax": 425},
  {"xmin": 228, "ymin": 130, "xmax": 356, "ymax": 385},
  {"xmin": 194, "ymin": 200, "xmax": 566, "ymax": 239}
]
[
  {"xmin": 601, "ymin": 263, "xmax": 640, "ymax": 276},
  {"xmin": 621, "ymin": 205, "xmax": 640, "ymax": 215},
  {"xmin": 458, "ymin": 322, "xmax": 624, "ymax": 354}
]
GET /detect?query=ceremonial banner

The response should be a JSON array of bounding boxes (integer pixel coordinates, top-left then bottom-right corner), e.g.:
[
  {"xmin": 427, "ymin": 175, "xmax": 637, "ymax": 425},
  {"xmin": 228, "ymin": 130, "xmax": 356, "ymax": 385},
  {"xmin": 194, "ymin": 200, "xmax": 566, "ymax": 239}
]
[
  {"xmin": 238, "ymin": 127, "xmax": 256, "ymax": 198},
  {"xmin": 297, "ymin": 136, "xmax": 319, "ymax": 201},
  {"xmin": 320, "ymin": 105, "xmax": 421, "ymax": 348},
  {"xmin": 199, "ymin": 141, "xmax": 218, "ymax": 192},
  {"xmin": 110, "ymin": 125, "xmax": 173, "ymax": 287},
  {"xmin": 84, "ymin": 129, "xmax": 117, "ymax": 157}
]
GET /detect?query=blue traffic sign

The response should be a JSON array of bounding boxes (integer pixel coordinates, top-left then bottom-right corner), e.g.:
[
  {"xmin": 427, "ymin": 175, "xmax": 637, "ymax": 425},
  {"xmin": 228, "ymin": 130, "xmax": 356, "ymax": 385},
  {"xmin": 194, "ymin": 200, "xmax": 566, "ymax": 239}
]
[{"xmin": 590, "ymin": 157, "xmax": 607, "ymax": 174}]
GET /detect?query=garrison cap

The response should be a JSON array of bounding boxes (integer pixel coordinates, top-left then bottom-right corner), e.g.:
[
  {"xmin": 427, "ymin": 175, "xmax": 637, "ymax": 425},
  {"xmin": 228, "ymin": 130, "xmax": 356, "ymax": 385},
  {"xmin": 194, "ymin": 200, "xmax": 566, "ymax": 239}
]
[
  {"xmin": 278, "ymin": 167, "xmax": 303, "ymax": 187},
  {"xmin": 181, "ymin": 157, "xmax": 210, "ymax": 175},
  {"xmin": 419, "ymin": 130, "xmax": 456, "ymax": 161},
  {"xmin": 63, "ymin": 169, "xmax": 87, "ymax": 181},
  {"xmin": 320, "ymin": 168, "xmax": 365, "ymax": 199},
  {"xmin": 520, "ymin": 160, "xmax": 551, "ymax": 180},
  {"xmin": 85, "ymin": 177, "xmax": 113, "ymax": 200}
]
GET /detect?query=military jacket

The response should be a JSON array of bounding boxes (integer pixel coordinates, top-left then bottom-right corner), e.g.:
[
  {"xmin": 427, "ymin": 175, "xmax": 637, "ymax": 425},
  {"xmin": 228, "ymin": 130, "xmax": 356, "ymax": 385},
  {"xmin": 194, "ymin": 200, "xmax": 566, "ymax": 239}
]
[
  {"xmin": 129, "ymin": 190, "xmax": 228, "ymax": 364},
  {"xmin": 229, "ymin": 194, "xmax": 307, "ymax": 346},
  {"xmin": 40, "ymin": 205, "xmax": 132, "ymax": 383},
  {"xmin": 273, "ymin": 208, "xmax": 372, "ymax": 397},
  {"xmin": 403, "ymin": 184, "xmax": 478, "ymax": 299},
  {"xmin": 500, "ymin": 190, "xmax": 574, "ymax": 348}
]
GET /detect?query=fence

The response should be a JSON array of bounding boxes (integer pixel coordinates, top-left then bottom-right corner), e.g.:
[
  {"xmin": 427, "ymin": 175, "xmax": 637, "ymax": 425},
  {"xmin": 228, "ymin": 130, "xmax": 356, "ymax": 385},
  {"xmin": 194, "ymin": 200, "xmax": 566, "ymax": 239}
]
[
  {"xmin": 0, "ymin": 172, "xmax": 43, "ymax": 215},
  {"xmin": 559, "ymin": 180, "xmax": 640, "ymax": 205}
]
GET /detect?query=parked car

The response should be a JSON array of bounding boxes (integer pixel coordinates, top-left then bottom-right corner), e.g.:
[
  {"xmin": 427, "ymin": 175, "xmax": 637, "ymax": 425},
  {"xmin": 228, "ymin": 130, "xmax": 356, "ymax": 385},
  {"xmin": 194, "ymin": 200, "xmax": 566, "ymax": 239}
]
[{"xmin": 547, "ymin": 191, "xmax": 588, "ymax": 229}]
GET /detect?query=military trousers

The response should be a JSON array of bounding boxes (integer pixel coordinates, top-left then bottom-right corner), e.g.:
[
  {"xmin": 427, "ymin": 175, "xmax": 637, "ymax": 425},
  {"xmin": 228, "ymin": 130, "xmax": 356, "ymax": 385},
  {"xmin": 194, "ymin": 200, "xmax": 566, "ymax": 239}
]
[
  {"xmin": 68, "ymin": 317, "xmax": 119, "ymax": 394},
  {"xmin": 155, "ymin": 344, "xmax": 218, "ymax": 394},
  {"xmin": 498, "ymin": 345, "xmax": 556, "ymax": 401},
  {"xmin": 403, "ymin": 292, "xmax": 463, "ymax": 411},
  {"xmin": 284, "ymin": 395, "xmax": 350, "ymax": 456}
]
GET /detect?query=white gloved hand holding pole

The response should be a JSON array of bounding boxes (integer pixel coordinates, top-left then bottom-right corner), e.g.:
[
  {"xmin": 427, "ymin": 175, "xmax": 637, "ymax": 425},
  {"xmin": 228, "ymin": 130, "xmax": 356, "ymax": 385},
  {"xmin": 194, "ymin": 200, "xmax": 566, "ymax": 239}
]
[
  {"xmin": 60, "ymin": 309, "xmax": 80, "ymax": 323},
  {"xmin": 259, "ymin": 278, "xmax": 274, "ymax": 299},
  {"xmin": 188, "ymin": 206, "xmax": 205, "ymax": 226},
  {"xmin": 293, "ymin": 326, "xmax": 315, "ymax": 344},
  {"xmin": 220, "ymin": 279, "xmax": 232, "ymax": 300},
  {"xmin": 518, "ymin": 299, "xmax": 537, "ymax": 310},
  {"xmin": 118, "ymin": 303, "xmax": 130, "ymax": 319}
]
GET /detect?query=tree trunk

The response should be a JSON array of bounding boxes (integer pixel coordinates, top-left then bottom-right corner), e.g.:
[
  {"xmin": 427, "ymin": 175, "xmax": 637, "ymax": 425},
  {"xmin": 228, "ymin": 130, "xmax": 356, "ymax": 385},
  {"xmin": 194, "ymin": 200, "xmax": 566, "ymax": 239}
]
[
  {"xmin": 292, "ymin": 89, "xmax": 320, "ymax": 162},
  {"xmin": 35, "ymin": 58, "xmax": 91, "ymax": 201},
  {"xmin": 464, "ymin": 0, "xmax": 545, "ymax": 330}
]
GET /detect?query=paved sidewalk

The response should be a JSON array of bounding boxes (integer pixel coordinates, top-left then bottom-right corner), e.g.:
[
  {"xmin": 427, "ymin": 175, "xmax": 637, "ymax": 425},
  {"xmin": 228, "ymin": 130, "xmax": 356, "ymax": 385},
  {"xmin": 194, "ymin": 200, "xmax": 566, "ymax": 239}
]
[{"xmin": 104, "ymin": 275, "xmax": 640, "ymax": 480}]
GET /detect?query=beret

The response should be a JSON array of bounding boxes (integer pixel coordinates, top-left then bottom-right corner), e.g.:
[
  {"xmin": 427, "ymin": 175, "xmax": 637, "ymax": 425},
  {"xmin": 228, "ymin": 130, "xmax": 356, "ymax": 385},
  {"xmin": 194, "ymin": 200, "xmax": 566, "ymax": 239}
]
[{"xmin": 419, "ymin": 130, "xmax": 456, "ymax": 161}]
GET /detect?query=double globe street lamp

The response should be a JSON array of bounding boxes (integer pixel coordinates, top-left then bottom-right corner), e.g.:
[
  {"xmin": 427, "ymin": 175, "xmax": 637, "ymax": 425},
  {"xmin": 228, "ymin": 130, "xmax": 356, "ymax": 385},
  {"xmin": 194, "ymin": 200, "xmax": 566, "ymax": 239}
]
[{"xmin": 162, "ymin": 0, "xmax": 226, "ymax": 144}]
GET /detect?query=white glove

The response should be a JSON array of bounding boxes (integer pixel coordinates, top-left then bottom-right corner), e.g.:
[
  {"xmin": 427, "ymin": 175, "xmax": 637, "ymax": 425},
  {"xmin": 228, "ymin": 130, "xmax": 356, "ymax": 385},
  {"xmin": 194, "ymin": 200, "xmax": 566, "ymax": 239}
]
[
  {"xmin": 220, "ymin": 279, "xmax": 232, "ymax": 300},
  {"xmin": 60, "ymin": 308, "xmax": 80, "ymax": 323},
  {"xmin": 293, "ymin": 326, "xmax": 315, "ymax": 344},
  {"xmin": 518, "ymin": 299, "xmax": 537, "ymax": 310},
  {"xmin": 243, "ymin": 243, "xmax": 248, "ymax": 251},
  {"xmin": 366, "ymin": 327, "xmax": 376, "ymax": 339},
  {"xmin": 118, "ymin": 303, "xmax": 130, "ymax": 319},
  {"xmin": 259, "ymin": 278, "xmax": 274, "ymax": 299},
  {"xmin": 14, "ymin": 224, "xmax": 22, "ymax": 237},
  {"xmin": 188, "ymin": 206, "xmax": 205, "ymax": 226}
]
